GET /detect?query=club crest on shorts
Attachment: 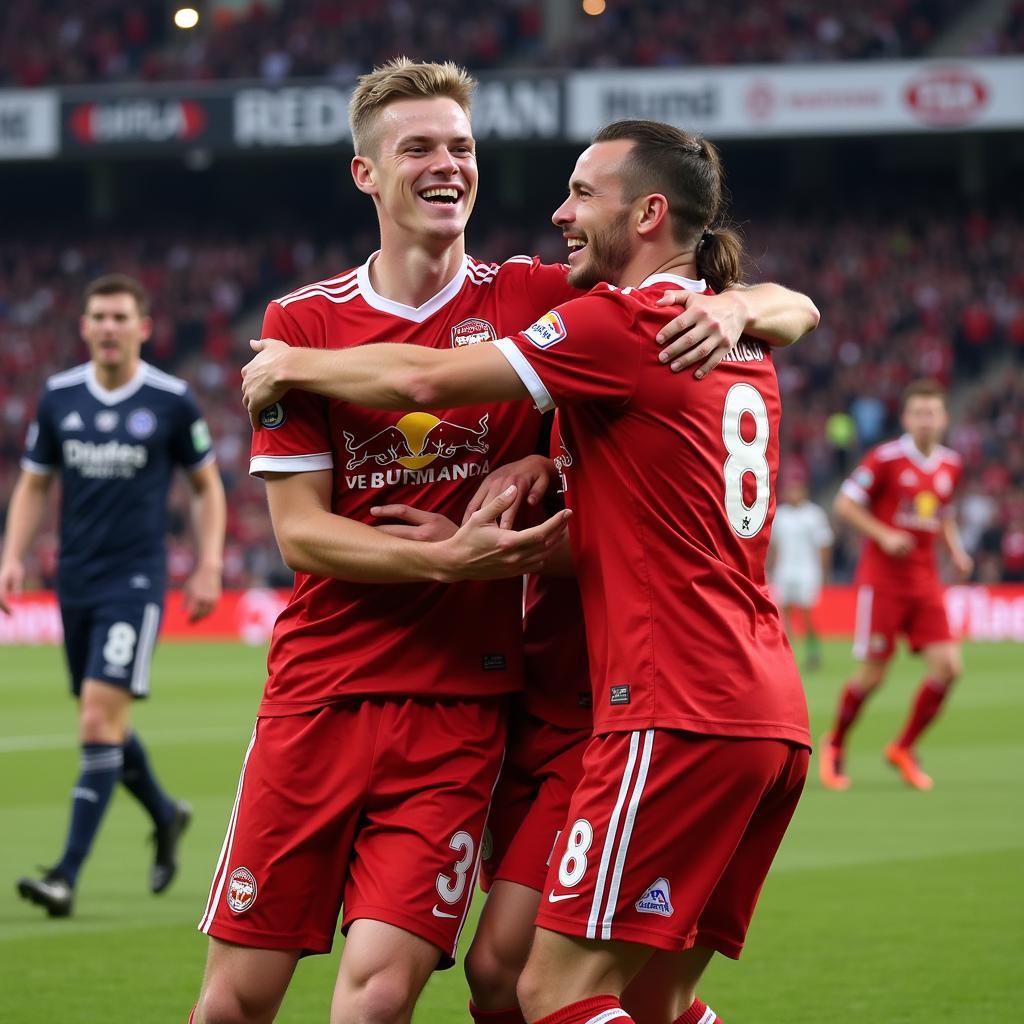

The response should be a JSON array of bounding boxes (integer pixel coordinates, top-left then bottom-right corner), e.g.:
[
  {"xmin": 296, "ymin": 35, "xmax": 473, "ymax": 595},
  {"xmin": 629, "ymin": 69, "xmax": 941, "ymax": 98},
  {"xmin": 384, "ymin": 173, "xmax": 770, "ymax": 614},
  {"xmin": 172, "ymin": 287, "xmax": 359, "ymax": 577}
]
[
  {"xmin": 636, "ymin": 877, "xmax": 674, "ymax": 917},
  {"xmin": 226, "ymin": 866, "xmax": 258, "ymax": 913}
]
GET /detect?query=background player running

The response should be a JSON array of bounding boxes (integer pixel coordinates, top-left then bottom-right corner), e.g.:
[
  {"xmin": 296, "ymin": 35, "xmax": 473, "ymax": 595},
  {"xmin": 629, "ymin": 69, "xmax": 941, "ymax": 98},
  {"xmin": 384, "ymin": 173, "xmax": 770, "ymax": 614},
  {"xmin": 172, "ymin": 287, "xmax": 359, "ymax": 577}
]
[
  {"xmin": 767, "ymin": 475, "xmax": 833, "ymax": 671},
  {"xmin": 1, "ymin": 273, "xmax": 226, "ymax": 917},
  {"xmin": 244, "ymin": 118, "xmax": 812, "ymax": 1024},
  {"xmin": 821, "ymin": 378, "xmax": 972, "ymax": 791}
]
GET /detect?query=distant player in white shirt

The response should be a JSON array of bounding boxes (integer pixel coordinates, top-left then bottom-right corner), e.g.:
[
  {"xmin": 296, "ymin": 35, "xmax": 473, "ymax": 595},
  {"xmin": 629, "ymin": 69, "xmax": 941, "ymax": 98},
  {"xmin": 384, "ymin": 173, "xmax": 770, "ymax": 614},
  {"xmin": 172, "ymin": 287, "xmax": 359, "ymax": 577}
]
[{"xmin": 768, "ymin": 478, "xmax": 833, "ymax": 670}]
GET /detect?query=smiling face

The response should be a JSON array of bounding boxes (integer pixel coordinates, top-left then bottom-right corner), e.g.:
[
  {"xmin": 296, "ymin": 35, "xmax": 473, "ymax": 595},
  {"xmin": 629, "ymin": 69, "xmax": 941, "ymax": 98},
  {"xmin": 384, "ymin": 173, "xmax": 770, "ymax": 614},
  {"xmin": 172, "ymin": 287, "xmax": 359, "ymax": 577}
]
[
  {"xmin": 80, "ymin": 292, "xmax": 150, "ymax": 377},
  {"xmin": 551, "ymin": 139, "xmax": 638, "ymax": 290},
  {"xmin": 352, "ymin": 96, "xmax": 478, "ymax": 247}
]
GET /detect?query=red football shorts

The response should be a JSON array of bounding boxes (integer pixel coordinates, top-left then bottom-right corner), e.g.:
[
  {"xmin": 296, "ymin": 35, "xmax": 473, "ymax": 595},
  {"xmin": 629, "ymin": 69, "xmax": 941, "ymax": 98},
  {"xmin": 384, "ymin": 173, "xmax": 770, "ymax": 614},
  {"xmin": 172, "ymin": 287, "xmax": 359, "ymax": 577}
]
[
  {"xmin": 480, "ymin": 709, "xmax": 589, "ymax": 893},
  {"xmin": 535, "ymin": 729, "xmax": 808, "ymax": 957},
  {"xmin": 199, "ymin": 697, "xmax": 506, "ymax": 965},
  {"xmin": 852, "ymin": 583, "xmax": 953, "ymax": 662}
]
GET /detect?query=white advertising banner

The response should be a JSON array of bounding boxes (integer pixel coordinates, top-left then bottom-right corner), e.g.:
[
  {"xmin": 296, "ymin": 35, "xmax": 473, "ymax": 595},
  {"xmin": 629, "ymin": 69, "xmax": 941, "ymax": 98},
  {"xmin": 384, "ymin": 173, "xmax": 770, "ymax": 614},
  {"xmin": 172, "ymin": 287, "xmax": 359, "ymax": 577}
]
[
  {"xmin": 568, "ymin": 58, "xmax": 1024, "ymax": 139},
  {"xmin": 0, "ymin": 90, "xmax": 59, "ymax": 159}
]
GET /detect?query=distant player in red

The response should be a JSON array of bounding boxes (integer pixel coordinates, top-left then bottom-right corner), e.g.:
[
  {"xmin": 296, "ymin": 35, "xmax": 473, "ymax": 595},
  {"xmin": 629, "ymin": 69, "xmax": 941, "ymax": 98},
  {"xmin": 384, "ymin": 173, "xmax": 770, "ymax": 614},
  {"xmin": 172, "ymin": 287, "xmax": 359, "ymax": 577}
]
[
  {"xmin": 244, "ymin": 120, "xmax": 811, "ymax": 1024},
  {"xmin": 822, "ymin": 380, "xmax": 972, "ymax": 791},
  {"xmin": 196, "ymin": 59, "xmax": 817, "ymax": 1024}
]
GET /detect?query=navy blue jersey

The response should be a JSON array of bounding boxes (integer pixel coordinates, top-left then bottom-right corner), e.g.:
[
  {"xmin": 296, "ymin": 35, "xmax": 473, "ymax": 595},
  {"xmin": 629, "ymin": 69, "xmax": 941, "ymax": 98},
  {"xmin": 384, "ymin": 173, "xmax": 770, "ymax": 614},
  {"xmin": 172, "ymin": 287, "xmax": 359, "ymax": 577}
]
[{"xmin": 21, "ymin": 361, "xmax": 215, "ymax": 606}]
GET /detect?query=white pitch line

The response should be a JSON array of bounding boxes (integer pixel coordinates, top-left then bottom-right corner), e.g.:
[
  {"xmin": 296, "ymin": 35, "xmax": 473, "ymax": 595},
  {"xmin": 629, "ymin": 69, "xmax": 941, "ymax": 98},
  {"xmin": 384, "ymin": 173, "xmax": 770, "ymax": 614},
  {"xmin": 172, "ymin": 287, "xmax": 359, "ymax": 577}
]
[{"xmin": 0, "ymin": 725, "xmax": 247, "ymax": 753}]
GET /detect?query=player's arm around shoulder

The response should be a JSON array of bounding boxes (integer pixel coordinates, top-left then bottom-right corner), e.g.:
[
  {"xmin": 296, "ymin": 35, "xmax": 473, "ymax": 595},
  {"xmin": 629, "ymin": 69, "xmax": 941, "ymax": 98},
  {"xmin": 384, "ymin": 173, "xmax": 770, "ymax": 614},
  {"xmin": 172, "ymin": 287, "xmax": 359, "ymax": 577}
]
[
  {"xmin": 264, "ymin": 470, "xmax": 569, "ymax": 585},
  {"xmin": 0, "ymin": 468, "xmax": 54, "ymax": 613},
  {"xmin": 244, "ymin": 335, "xmax": 530, "ymax": 425},
  {"xmin": 655, "ymin": 283, "xmax": 820, "ymax": 377}
]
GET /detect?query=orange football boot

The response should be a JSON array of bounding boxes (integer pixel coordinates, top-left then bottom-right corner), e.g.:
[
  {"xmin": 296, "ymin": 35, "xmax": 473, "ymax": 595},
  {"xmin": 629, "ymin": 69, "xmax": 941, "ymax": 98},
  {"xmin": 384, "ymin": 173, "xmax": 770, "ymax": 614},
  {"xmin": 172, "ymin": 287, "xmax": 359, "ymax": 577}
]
[
  {"xmin": 818, "ymin": 734, "xmax": 850, "ymax": 791},
  {"xmin": 885, "ymin": 744, "xmax": 934, "ymax": 791}
]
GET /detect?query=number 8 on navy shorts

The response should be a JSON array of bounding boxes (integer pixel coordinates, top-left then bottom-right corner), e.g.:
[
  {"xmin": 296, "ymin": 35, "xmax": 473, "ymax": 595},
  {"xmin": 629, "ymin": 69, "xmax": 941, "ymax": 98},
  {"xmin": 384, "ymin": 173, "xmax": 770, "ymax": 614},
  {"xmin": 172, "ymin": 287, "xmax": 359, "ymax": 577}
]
[{"xmin": 60, "ymin": 601, "xmax": 164, "ymax": 698}]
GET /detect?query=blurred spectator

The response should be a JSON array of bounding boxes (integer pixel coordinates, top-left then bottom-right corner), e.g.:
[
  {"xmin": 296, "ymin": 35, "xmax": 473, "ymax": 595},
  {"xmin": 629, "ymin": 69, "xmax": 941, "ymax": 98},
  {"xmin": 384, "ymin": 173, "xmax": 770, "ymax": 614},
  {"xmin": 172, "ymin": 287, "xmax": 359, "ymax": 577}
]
[{"xmin": 0, "ymin": 0, "xmax": 983, "ymax": 86}]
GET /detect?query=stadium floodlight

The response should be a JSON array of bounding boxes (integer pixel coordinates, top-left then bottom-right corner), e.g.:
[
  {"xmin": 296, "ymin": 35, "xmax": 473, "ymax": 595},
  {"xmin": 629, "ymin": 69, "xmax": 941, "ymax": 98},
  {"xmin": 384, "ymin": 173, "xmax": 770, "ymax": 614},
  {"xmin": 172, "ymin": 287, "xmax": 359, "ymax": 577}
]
[{"xmin": 174, "ymin": 7, "xmax": 200, "ymax": 30}]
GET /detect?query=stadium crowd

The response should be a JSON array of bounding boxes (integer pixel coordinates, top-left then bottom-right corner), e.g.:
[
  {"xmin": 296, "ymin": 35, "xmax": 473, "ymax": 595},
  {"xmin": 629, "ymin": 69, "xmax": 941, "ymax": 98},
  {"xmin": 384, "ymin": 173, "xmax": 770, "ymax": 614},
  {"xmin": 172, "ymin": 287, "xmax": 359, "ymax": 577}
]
[
  {"xmin": 1, "ymin": 207, "xmax": 1021, "ymax": 587},
  {"xmin": 0, "ymin": 0, "xmax": 1007, "ymax": 87}
]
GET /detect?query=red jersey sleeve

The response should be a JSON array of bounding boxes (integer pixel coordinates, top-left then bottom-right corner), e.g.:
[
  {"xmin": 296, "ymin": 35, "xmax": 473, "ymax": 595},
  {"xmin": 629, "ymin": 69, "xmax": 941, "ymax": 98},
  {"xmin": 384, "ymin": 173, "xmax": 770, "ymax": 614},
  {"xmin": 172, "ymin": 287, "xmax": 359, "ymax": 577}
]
[
  {"xmin": 250, "ymin": 301, "xmax": 333, "ymax": 477},
  {"xmin": 840, "ymin": 446, "xmax": 885, "ymax": 507},
  {"xmin": 492, "ymin": 287, "xmax": 641, "ymax": 412}
]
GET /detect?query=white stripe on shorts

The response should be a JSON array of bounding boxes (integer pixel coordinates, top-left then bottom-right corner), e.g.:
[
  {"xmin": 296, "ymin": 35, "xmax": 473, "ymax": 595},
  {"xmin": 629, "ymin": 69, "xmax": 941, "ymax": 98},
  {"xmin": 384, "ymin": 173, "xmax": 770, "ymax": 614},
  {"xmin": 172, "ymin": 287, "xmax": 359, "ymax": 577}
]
[
  {"xmin": 130, "ymin": 602, "xmax": 161, "ymax": 696},
  {"xmin": 852, "ymin": 585, "xmax": 874, "ymax": 660},
  {"xmin": 601, "ymin": 729, "xmax": 654, "ymax": 939},
  {"xmin": 199, "ymin": 722, "xmax": 259, "ymax": 933}
]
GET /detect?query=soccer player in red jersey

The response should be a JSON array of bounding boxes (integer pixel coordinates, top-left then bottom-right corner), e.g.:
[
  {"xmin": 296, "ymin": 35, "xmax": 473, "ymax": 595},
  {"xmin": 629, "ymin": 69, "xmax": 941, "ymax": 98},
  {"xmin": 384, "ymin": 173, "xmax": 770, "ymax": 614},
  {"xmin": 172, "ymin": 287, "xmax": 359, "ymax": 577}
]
[
  {"xmin": 244, "ymin": 119, "xmax": 811, "ymax": 1024},
  {"xmin": 821, "ymin": 380, "xmax": 972, "ymax": 792},
  {"xmin": 197, "ymin": 59, "xmax": 817, "ymax": 1024}
]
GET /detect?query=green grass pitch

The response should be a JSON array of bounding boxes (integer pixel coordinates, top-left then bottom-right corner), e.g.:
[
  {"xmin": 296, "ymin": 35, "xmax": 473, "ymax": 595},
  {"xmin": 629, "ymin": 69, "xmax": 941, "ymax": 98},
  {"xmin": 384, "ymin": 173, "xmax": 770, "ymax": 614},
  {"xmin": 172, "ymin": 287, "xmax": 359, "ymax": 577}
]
[{"xmin": 1, "ymin": 639, "xmax": 1020, "ymax": 1022}]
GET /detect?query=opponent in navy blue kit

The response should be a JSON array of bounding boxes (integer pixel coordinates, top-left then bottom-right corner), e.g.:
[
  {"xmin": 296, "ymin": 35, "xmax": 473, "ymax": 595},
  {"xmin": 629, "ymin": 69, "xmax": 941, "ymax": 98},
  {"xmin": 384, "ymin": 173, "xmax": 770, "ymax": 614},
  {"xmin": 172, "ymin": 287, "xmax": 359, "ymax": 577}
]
[{"xmin": 1, "ymin": 275, "xmax": 226, "ymax": 917}]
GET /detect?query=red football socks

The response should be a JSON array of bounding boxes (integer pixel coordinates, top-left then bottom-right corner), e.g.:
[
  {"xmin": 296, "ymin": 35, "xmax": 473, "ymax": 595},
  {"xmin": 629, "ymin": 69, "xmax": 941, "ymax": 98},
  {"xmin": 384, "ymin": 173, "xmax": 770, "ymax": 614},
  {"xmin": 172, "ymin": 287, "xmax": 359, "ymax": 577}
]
[
  {"xmin": 894, "ymin": 678, "xmax": 949, "ymax": 750},
  {"xmin": 532, "ymin": 995, "xmax": 634, "ymax": 1024},
  {"xmin": 831, "ymin": 681, "xmax": 869, "ymax": 747},
  {"xmin": 469, "ymin": 1003, "xmax": 527, "ymax": 1024},
  {"xmin": 673, "ymin": 997, "xmax": 721, "ymax": 1023}
]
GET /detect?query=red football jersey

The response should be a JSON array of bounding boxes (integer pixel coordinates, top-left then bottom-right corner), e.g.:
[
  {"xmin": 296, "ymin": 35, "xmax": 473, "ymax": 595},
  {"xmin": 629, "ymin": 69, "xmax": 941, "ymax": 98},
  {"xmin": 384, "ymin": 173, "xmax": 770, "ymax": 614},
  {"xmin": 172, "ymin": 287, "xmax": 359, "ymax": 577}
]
[
  {"xmin": 522, "ymin": 416, "xmax": 594, "ymax": 731},
  {"xmin": 493, "ymin": 274, "xmax": 809, "ymax": 746},
  {"xmin": 251, "ymin": 253, "xmax": 577, "ymax": 714},
  {"xmin": 523, "ymin": 575, "xmax": 593, "ymax": 730},
  {"xmin": 840, "ymin": 435, "xmax": 962, "ymax": 592}
]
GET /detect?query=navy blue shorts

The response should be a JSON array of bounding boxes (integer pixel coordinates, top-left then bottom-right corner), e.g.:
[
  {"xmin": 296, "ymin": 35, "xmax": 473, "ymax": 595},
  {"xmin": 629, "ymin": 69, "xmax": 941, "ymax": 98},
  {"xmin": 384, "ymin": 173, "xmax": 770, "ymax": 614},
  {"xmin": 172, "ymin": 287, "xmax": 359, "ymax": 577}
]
[{"xmin": 60, "ymin": 600, "xmax": 164, "ymax": 698}]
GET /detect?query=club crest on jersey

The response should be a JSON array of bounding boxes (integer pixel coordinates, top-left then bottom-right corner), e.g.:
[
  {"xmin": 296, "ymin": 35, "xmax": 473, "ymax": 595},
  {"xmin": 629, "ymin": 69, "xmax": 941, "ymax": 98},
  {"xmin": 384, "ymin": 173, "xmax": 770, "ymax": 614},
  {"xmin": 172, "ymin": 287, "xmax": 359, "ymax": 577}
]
[
  {"xmin": 226, "ymin": 866, "xmax": 258, "ymax": 913},
  {"xmin": 524, "ymin": 311, "xmax": 567, "ymax": 349},
  {"xmin": 934, "ymin": 470, "xmax": 953, "ymax": 497},
  {"xmin": 126, "ymin": 408, "xmax": 156, "ymax": 439},
  {"xmin": 259, "ymin": 403, "xmax": 287, "ymax": 430},
  {"xmin": 95, "ymin": 410, "xmax": 119, "ymax": 432},
  {"xmin": 451, "ymin": 317, "xmax": 497, "ymax": 348},
  {"xmin": 636, "ymin": 878, "xmax": 674, "ymax": 917}
]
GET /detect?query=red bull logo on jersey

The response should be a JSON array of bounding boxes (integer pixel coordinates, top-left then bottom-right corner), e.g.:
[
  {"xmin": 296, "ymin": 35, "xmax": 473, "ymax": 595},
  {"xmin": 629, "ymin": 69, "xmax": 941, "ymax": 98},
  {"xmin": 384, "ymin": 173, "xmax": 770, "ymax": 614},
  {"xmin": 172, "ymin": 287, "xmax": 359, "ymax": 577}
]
[
  {"xmin": 226, "ymin": 866, "xmax": 258, "ymax": 913},
  {"xmin": 342, "ymin": 412, "xmax": 491, "ymax": 490},
  {"xmin": 635, "ymin": 877, "xmax": 674, "ymax": 917},
  {"xmin": 895, "ymin": 491, "xmax": 941, "ymax": 532}
]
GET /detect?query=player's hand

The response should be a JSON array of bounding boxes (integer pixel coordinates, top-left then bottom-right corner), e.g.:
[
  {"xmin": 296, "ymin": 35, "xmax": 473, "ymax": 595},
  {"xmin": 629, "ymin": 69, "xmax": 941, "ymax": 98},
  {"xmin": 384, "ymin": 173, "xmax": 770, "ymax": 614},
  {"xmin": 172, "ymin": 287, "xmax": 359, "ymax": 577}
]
[
  {"xmin": 879, "ymin": 528, "xmax": 915, "ymax": 557},
  {"xmin": 462, "ymin": 455, "xmax": 556, "ymax": 528},
  {"xmin": 952, "ymin": 549, "xmax": 974, "ymax": 580},
  {"xmin": 436, "ymin": 485, "xmax": 571, "ymax": 581},
  {"xmin": 242, "ymin": 338, "xmax": 292, "ymax": 429},
  {"xmin": 0, "ymin": 559, "xmax": 25, "ymax": 615},
  {"xmin": 655, "ymin": 289, "xmax": 749, "ymax": 378},
  {"xmin": 183, "ymin": 564, "xmax": 222, "ymax": 623},
  {"xmin": 370, "ymin": 504, "xmax": 458, "ymax": 542}
]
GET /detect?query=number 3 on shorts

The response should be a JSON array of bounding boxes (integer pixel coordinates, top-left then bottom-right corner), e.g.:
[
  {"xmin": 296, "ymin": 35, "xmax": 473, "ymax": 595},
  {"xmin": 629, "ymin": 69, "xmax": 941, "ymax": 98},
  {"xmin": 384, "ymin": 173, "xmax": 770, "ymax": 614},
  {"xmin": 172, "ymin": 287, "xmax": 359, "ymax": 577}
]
[
  {"xmin": 435, "ymin": 831, "xmax": 475, "ymax": 905},
  {"xmin": 558, "ymin": 818, "xmax": 593, "ymax": 887}
]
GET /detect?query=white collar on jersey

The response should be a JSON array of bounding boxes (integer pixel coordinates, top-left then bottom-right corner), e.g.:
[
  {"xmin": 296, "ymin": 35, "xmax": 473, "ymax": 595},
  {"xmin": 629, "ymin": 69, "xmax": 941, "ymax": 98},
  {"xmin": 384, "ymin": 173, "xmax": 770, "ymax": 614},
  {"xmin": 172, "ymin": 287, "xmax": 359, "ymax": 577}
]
[
  {"xmin": 636, "ymin": 272, "xmax": 707, "ymax": 293},
  {"xmin": 86, "ymin": 362, "xmax": 147, "ymax": 406},
  {"xmin": 899, "ymin": 433, "xmax": 945, "ymax": 472},
  {"xmin": 355, "ymin": 251, "xmax": 469, "ymax": 323}
]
